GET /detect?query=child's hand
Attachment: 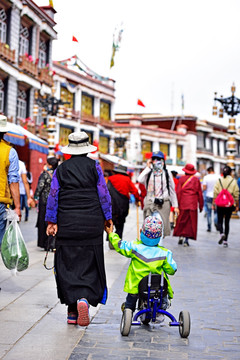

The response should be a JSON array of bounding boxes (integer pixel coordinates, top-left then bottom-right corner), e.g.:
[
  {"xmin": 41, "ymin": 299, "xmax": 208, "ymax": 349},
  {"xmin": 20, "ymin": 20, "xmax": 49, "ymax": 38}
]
[{"xmin": 104, "ymin": 219, "xmax": 113, "ymax": 234}]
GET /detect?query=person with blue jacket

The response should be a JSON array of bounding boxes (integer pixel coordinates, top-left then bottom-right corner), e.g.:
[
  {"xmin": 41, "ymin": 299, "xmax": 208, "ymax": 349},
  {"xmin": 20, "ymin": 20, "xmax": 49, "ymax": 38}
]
[{"xmin": 105, "ymin": 215, "xmax": 177, "ymax": 314}]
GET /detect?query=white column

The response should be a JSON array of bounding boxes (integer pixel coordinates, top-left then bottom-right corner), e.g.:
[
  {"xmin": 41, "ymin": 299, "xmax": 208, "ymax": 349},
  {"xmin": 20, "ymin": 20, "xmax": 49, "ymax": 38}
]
[
  {"xmin": 170, "ymin": 143, "xmax": 177, "ymax": 165},
  {"xmin": 94, "ymin": 97, "xmax": 100, "ymax": 119},
  {"xmin": 129, "ymin": 128, "xmax": 142, "ymax": 164},
  {"xmin": 185, "ymin": 134, "xmax": 197, "ymax": 166},
  {"xmin": 75, "ymin": 87, "xmax": 81, "ymax": 113},
  {"xmin": 47, "ymin": 116, "xmax": 56, "ymax": 156},
  {"xmin": 54, "ymin": 80, "xmax": 61, "ymax": 100},
  {"xmin": 152, "ymin": 141, "xmax": 159, "ymax": 153},
  {"xmin": 109, "ymin": 136, "xmax": 115, "ymax": 155},
  {"xmin": 110, "ymin": 101, "xmax": 115, "ymax": 121}
]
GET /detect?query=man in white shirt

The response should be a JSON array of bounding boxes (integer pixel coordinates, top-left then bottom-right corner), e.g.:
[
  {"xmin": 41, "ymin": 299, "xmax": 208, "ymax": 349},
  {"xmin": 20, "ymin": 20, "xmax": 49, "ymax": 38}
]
[
  {"xmin": 202, "ymin": 167, "xmax": 220, "ymax": 232},
  {"xmin": 19, "ymin": 160, "xmax": 31, "ymax": 221}
]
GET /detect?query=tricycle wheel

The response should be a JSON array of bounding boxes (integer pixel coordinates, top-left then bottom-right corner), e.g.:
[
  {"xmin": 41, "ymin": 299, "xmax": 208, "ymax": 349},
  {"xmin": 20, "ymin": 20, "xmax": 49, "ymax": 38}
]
[
  {"xmin": 120, "ymin": 309, "xmax": 132, "ymax": 336},
  {"xmin": 179, "ymin": 310, "xmax": 191, "ymax": 338}
]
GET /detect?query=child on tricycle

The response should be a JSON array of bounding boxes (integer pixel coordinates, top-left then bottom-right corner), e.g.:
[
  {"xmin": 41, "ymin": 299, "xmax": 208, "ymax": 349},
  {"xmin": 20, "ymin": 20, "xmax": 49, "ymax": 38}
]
[{"xmin": 105, "ymin": 215, "xmax": 190, "ymax": 337}]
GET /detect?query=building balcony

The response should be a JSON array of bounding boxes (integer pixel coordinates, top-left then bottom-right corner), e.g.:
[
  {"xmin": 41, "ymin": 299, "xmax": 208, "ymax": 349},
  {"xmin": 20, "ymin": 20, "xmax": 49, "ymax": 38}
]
[
  {"xmin": 0, "ymin": 43, "xmax": 15, "ymax": 63},
  {"xmin": 99, "ymin": 117, "xmax": 112, "ymax": 126},
  {"xmin": 71, "ymin": 110, "xmax": 81, "ymax": 121},
  {"xmin": 81, "ymin": 113, "xmax": 99, "ymax": 124},
  {"xmin": 19, "ymin": 55, "xmax": 38, "ymax": 77},
  {"xmin": 37, "ymin": 126, "xmax": 48, "ymax": 140},
  {"xmin": 38, "ymin": 68, "xmax": 54, "ymax": 87},
  {"xmin": 197, "ymin": 147, "xmax": 213, "ymax": 153},
  {"xmin": 18, "ymin": 119, "xmax": 36, "ymax": 135}
]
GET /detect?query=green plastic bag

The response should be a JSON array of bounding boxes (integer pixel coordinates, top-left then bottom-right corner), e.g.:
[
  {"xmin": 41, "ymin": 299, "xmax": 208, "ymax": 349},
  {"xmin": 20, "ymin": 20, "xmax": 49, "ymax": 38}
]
[{"xmin": 1, "ymin": 210, "xmax": 29, "ymax": 272}]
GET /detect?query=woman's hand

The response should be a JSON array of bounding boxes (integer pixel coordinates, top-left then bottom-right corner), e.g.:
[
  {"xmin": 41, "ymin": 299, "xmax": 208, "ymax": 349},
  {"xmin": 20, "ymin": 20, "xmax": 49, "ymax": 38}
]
[
  {"xmin": 46, "ymin": 223, "xmax": 58, "ymax": 236},
  {"xmin": 104, "ymin": 219, "xmax": 113, "ymax": 234},
  {"xmin": 174, "ymin": 207, "xmax": 180, "ymax": 216}
]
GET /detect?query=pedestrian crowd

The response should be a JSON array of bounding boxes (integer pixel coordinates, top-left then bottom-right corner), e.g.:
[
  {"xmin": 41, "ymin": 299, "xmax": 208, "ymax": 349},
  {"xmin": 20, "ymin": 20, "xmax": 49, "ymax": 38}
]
[{"xmin": 0, "ymin": 117, "xmax": 239, "ymax": 327}]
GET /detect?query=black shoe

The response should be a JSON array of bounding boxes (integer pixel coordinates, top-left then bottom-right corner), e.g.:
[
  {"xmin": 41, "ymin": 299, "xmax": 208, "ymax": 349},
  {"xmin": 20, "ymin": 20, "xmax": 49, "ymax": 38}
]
[
  {"xmin": 183, "ymin": 239, "xmax": 190, "ymax": 247},
  {"xmin": 207, "ymin": 228, "xmax": 211, "ymax": 232},
  {"xmin": 218, "ymin": 234, "xmax": 226, "ymax": 244},
  {"xmin": 178, "ymin": 237, "xmax": 184, "ymax": 245},
  {"xmin": 25, "ymin": 218, "xmax": 28, "ymax": 222}
]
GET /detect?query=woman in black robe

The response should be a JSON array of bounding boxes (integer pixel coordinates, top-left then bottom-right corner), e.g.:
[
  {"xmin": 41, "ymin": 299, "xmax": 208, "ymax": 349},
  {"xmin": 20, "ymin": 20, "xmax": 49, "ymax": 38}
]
[{"xmin": 46, "ymin": 132, "xmax": 112, "ymax": 327}]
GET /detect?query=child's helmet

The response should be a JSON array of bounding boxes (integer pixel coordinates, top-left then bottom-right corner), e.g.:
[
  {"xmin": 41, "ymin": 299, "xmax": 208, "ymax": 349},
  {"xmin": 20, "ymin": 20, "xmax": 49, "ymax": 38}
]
[{"xmin": 140, "ymin": 215, "xmax": 163, "ymax": 246}]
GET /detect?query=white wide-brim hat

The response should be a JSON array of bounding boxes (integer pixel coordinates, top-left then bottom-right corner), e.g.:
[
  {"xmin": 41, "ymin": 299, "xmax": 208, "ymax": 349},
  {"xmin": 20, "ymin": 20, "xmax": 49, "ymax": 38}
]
[
  {"xmin": 0, "ymin": 115, "xmax": 10, "ymax": 132},
  {"xmin": 61, "ymin": 131, "xmax": 97, "ymax": 155}
]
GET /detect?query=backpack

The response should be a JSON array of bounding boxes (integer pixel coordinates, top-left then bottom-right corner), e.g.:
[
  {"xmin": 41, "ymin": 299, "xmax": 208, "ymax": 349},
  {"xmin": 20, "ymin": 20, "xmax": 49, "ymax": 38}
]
[{"xmin": 215, "ymin": 178, "xmax": 234, "ymax": 208}]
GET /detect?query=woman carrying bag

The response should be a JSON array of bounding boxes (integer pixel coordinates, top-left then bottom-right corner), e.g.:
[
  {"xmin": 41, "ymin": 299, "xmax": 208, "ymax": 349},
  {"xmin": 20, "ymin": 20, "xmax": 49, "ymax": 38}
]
[{"xmin": 213, "ymin": 166, "xmax": 239, "ymax": 248}]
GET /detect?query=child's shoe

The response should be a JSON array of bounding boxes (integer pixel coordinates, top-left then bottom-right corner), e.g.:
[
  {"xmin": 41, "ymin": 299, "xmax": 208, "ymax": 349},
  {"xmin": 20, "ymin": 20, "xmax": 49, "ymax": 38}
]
[
  {"xmin": 77, "ymin": 298, "xmax": 90, "ymax": 326},
  {"xmin": 121, "ymin": 302, "xmax": 125, "ymax": 312},
  {"xmin": 67, "ymin": 312, "xmax": 78, "ymax": 325}
]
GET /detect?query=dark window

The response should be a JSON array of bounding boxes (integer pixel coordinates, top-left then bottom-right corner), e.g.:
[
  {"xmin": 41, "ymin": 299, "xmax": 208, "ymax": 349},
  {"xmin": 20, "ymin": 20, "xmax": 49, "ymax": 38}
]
[
  {"xmin": 197, "ymin": 132, "xmax": 204, "ymax": 149},
  {"xmin": 19, "ymin": 24, "xmax": 30, "ymax": 56},
  {"xmin": 210, "ymin": 138, "xmax": 213, "ymax": 153},
  {"xmin": 224, "ymin": 141, "xmax": 227, "ymax": 154},
  {"xmin": 0, "ymin": 8, "xmax": 7, "ymax": 43}
]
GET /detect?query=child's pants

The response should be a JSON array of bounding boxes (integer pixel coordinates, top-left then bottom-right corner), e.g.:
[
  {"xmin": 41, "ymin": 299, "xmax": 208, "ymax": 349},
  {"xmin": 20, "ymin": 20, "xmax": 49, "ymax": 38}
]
[
  {"xmin": 125, "ymin": 293, "xmax": 169, "ymax": 312},
  {"xmin": 125, "ymin": 293, "xmax": 138, "ymax": 311}
]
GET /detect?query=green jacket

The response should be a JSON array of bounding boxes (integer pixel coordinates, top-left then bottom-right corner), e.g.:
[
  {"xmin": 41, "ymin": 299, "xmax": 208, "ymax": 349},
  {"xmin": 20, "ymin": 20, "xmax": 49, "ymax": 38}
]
[{"xmin": 109, "ymin": 233, "xmax": 177, "ymax": 298}]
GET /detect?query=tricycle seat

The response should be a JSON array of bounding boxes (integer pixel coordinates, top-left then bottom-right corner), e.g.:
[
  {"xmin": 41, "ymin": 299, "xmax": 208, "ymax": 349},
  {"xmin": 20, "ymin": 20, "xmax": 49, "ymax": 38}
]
[{"xmin": 138, "ymin": 273, "xmax": 168, "ymax": 300}]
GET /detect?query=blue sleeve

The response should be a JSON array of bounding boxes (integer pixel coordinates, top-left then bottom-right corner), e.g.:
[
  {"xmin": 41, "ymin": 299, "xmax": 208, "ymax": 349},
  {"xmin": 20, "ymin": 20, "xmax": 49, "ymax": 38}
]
[
  {"xmin": 166, "ymin": 250, "xmax": 177, "ymax": 272},
  {"xmin": 8, "ymin": 148, "xmax": 20, "ymax": 183},
  {"xmin": 237, "ymin": 177, "xmax": 240, "ymax": 190},
  {"xmin": 95, "ymin": 162, "xmax": 112, "ymax": 220},
  {"xmin": 45, "ymin": 170, "xmax": 60, "ymax": 223}
]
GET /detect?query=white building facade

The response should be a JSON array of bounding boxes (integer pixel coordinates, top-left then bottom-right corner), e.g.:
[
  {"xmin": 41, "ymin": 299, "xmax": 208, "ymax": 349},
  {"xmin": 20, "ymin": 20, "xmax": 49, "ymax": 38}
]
[{"xmin": 0, "ymin": 0, "xmax": 57, "ymax": 125}]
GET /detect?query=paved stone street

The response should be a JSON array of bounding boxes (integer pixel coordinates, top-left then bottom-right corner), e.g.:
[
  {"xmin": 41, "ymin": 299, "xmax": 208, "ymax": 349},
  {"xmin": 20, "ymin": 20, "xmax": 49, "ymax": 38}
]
[
  {"xmin": 70, "ymin": 207, "xmax": 240, "ymax": 360},
  {"xmin": 0, "ymin": 205, "xmax": 240, "ymax": 359}
]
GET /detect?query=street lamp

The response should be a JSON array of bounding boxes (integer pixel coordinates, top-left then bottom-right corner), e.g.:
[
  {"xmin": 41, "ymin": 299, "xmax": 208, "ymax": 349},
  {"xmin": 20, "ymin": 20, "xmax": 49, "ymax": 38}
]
[
  {"xmin": 35, "ymin": 93, "xmax": 70, "ymax": 116},
  {"xmin": 115, "ymin": 135, "xmax": 126, "ymax": 158},
  {"xmin": 213, "ymin": 83, "xmax": 239, "ymax": 173},
  {"xmin": 34, "ymin": 88, "xmax": 69, "ymax": 156}
]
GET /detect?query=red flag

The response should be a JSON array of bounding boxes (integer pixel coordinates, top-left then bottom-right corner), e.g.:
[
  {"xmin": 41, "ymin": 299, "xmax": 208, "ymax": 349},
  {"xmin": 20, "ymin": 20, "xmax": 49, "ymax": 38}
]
[
  {"xmin": 72, "ymin": 36, "xmax": 78, "ymax": 42},
  {"xmin": 137, "ymin": 99, "xmax": 145, "ymax": 107}
]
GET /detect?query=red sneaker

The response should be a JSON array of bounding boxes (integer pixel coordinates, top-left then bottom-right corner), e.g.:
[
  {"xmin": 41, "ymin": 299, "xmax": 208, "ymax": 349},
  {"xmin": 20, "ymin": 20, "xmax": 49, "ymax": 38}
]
[
  {"xmin": 77, "ymin": 299, "xmax": 90, "ymax": 326},
  {"xmin": 67, "ymin": 312, "xmax": 78, "ymax": 325}
]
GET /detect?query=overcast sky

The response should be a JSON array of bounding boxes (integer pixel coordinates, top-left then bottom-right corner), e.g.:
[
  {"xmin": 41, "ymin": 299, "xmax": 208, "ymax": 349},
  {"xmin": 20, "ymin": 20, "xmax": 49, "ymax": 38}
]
[{"xmin": 36, "ymin": 0, "xmax": 240, "ymax": 127}]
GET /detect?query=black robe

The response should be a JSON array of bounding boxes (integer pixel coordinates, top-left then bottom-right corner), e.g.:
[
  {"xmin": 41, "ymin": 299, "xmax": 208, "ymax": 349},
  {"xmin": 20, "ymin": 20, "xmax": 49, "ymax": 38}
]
[{"xmin": 54, "ymin": 156, "xmax": 107, "ymax": 307}]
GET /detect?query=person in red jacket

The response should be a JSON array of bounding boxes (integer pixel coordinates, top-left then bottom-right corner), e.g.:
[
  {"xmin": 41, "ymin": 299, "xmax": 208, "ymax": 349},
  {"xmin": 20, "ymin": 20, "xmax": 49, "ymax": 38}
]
[
  {"xmin": 107, "ymin": 165, "xmax": 139, "ymax": 245},
  {"xmin": 173, "ymin": 164, "xmax": 203, "ymax": 247}
]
